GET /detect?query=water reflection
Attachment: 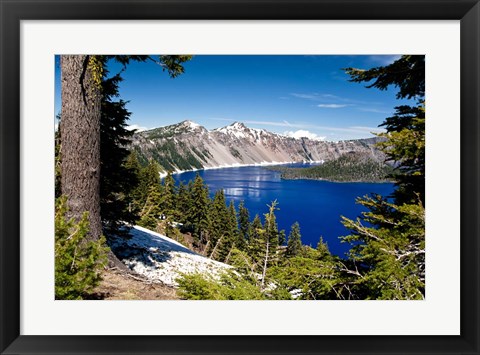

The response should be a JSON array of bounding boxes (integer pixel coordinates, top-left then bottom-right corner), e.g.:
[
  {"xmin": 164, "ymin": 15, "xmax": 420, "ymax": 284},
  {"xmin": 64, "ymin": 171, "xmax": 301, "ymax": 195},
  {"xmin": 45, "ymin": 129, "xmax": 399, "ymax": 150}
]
[{"xmin": 224, "ymin": 186, "xmax": 261, "ymax": 199}]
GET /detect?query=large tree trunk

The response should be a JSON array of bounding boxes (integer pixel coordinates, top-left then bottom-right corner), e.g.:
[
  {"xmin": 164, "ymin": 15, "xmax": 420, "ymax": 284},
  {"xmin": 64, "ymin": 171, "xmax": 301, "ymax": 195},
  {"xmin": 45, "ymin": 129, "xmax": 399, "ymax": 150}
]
[{"xmin": 61, "ymin": 55, "xmax": 102, "ymax": 241}]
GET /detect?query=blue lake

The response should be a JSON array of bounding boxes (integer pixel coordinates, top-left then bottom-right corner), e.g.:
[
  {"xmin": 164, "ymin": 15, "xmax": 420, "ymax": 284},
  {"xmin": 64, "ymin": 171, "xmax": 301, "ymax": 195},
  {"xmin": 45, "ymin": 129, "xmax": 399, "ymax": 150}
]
[{"xmin": 173, "ymin": 165, "xmax": 395, "ymax": 257}]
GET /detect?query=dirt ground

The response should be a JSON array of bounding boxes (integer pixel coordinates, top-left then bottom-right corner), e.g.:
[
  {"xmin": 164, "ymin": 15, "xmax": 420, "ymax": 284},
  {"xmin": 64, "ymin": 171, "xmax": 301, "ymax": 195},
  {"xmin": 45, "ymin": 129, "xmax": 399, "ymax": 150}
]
[{"xmin": 91, "ymin": 267, "xmax": 180, "ymax": 300}]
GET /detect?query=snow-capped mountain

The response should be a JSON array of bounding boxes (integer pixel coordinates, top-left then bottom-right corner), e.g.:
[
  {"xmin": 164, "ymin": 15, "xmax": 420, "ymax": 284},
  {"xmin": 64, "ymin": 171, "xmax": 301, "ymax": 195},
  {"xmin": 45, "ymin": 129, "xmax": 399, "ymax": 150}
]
[
  {"xmin": 129, "ymin": 120, "xmax": 385, "ymax": 173},
  {"xmin": 213, "ymin": 122, "xmax": 274, "ymax": 141},
  {"xmin": 145, "ymin": 120, "xmax": 208, "ymax": 138}
]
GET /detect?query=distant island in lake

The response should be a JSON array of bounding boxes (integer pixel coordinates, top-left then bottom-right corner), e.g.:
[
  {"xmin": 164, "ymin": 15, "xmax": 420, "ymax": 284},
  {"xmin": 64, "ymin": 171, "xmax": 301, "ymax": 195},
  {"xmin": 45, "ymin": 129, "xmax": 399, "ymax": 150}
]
[{"xmin": 267, "ymin": 152, "xmax": 394, "ymax": 183}]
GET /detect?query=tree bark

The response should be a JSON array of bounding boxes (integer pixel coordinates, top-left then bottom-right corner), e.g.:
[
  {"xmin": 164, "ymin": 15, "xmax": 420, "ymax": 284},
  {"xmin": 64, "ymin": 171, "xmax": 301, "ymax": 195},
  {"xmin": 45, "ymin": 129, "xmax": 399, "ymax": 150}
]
[
  {"xmin": 61, "ymin": 55, "xmax": 102, "ymax": 241},
  {"xmin": 261, "ymin": 240, "xmax": 269, "ymax": 290}
]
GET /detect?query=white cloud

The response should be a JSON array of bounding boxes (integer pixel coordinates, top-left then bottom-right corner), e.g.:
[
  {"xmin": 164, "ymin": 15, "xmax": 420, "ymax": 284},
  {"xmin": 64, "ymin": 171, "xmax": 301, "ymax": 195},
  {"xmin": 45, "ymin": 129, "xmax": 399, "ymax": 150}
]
[
  {"xmin": 358, "ymin": 107, "xmax": 391, "ymax": 114},
  {"xmin": 317, "ymin": 104, "xmax": 349, "ymax": 108},
  {"xmin": 291, "ymin": 93, "xmax": 342, "ymax": 101},
  {"xmin": 291, "ymin": 92, "xmax": 370, "ymax": 105},
  {"xmin": 290, "ymin": 93, "xmax": 316, "ymax": 100},
  {"xmin": 322, "ymin": 94, "xmax": 342, "ymax": 99},
  {"xmin": 284, "ymin": 130, "xmax": 326, "ymax": 141},
  {"xmin": 126, "ymin": 124, "xmax": 149, "ymax": 132}
]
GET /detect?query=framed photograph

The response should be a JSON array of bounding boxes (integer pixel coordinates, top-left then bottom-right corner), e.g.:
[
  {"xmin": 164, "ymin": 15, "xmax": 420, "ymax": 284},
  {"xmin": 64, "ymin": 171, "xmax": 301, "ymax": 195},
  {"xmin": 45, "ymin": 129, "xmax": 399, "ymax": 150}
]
[{"xmin": 1, "ymin": 0, "xmax": 479, "ymax": 354}]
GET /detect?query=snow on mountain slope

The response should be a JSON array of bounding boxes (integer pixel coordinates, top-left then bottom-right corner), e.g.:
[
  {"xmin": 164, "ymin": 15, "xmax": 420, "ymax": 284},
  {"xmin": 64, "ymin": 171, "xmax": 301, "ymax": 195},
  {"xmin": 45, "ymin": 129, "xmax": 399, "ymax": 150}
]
[
  {"xmin": 109, "ymin": 225, "xmax": 231, "ymax": 287},
  {"xmin": 130, "ymin": 120, "xmax": 385, "ymax": 173},
  {"xmin": 213, "ymin": 121, "xmax": 272, "ymax": 141}
]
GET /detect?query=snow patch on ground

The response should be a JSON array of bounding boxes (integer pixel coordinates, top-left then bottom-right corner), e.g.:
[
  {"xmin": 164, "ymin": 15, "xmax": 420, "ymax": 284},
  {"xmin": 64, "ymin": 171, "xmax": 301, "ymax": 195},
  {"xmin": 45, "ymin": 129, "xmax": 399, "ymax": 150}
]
[{"xmin": 110, "ymin": 225, "xmax": 231, "ymax": 287}]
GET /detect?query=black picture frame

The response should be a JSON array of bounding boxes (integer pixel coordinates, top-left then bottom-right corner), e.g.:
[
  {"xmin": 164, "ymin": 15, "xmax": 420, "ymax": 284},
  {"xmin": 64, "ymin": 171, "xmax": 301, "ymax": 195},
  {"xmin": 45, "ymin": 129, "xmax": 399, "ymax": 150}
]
[{"xmin": 1, "ymin": 1, "xmax": 479, "ymax": 354}]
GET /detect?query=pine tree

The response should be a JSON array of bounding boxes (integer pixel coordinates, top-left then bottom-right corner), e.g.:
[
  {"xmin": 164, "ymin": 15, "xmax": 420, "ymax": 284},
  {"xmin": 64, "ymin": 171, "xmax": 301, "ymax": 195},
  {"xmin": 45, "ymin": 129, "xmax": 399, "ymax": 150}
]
[
  {"xmin": 254, "ymin": 201, "xmax": 284, "ymax": 289},
  {"xmin": 340, "ymin": 196, "xmax": 425, "ymax": 299},
  {"xmin": 263, "ymin": 200, "xmax": 285, "ymax": 258},
  {"xmin": 162, "ymin": 171, "xmax": 177, "ymax": 217},
  {"xmin": 248, "ymin": 214, "xmax": 265, "ymax": 270},
  {"xmin": 178, "ymin": 180, "xmax": 196, "ymax": 234},
  {"xmin": 175, "ymin": 180, "xmax": 190, "ymax": 223},
  {"xmin": 99, "ymin": 71, "xmax": 138, "ymax": 235},
  {"xmin": 138, "ymin": 184, "xmax": 163, "ymax": 231},
  {"xmin": 188, "ymin": 173, "xmax": 211, "ymax": 245},
  {"xmin": 238, "ymin": 200, "xmax": 251, "ymax": 245},
  {"xmin": 136, "ymin": 159, "xmax": 162, "ymax": 210},
  {"xmin": 207, "ymin": 190, "xmax": 228, "ymax": 258},
  {"xmin": 345, "ymin": 55, "xmax": 425, "ymax": 204},
  {"xmin": 316, "ymin": 236, "xmax": 332, "ymax": 261},
  {"xmin": 123, "ymin": 151, "xmax": 142, "ymax": 217},
  {"xmin": 376, "ymin": 104, "xmax": 425, "ymax": 204},
  {"xmin": 223, "ymin": 200, "xmax": 242, "ymax": 261},
  {"xmin": 55, "ymin": 197, "xmax": 108, "ymax": 299},
  {"xmin": 341, "ymin": 55, "xmax": 426, "ymax": 299},
  {"xmin": 286, "ymin": 222, "xmax": 302, "ymax": 258}
]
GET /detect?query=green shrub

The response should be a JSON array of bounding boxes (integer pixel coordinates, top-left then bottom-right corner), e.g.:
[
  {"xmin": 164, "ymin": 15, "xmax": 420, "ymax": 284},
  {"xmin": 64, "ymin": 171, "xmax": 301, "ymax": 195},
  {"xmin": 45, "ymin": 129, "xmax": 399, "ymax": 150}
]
[
  {"xmin": 55, "ymin": 197, "xmax": 108, "ymax": 300},
  {"xmin": 176, "ymin": 271, "xmax": 265, "ymax": 300}
]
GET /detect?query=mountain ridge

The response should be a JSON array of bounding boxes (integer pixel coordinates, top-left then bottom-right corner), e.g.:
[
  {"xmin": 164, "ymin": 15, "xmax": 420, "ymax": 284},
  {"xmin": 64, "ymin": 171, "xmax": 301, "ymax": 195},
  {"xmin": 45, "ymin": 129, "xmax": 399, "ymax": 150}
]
[{"xmin": 129, "ymin": 120, "xmax": 386, "ymax": 173}]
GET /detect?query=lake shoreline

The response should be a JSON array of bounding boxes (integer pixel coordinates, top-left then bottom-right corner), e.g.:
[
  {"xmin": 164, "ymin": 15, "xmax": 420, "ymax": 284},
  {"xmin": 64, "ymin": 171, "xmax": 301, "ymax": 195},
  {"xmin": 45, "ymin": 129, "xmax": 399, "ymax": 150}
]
[
  {"xmin": 159, "ymin": 160, "xmax": 324, "ymax": 178},
  {"xmin": 278, "ymin": 176, "xmax": 395, "ymax": 184}
]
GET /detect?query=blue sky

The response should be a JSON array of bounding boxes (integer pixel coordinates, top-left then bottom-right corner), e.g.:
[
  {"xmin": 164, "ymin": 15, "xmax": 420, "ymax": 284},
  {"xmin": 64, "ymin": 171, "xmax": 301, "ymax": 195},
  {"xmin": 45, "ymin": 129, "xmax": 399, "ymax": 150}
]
[{"xmin": 55, "ymin": 55, "xmax": 411, "ymax": 141}]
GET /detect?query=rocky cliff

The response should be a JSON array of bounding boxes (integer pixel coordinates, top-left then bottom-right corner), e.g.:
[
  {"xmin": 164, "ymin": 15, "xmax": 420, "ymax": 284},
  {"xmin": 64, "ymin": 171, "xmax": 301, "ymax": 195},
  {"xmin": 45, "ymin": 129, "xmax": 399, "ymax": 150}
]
[{"xmin": 129, "ymin": 120, "xmax": 385, "ymax": 172}]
